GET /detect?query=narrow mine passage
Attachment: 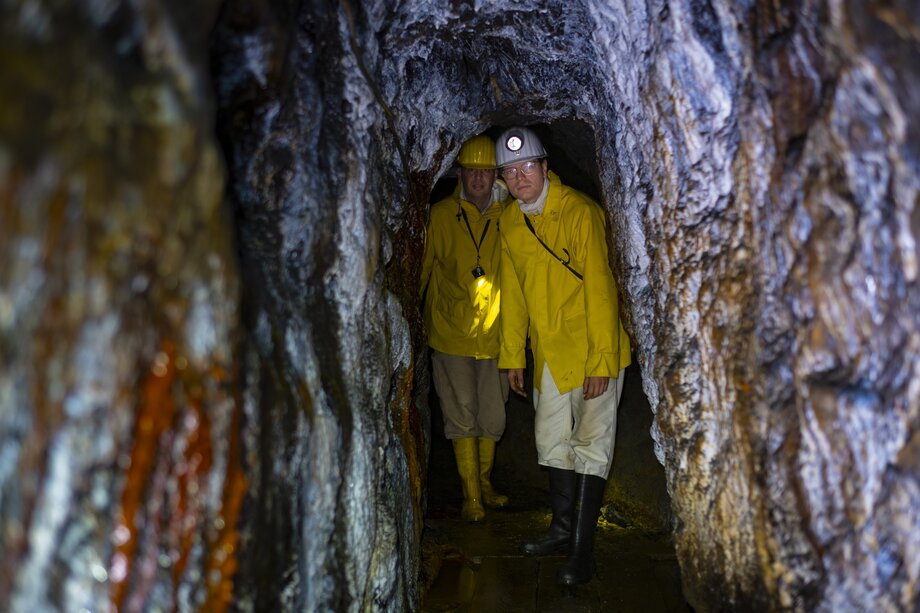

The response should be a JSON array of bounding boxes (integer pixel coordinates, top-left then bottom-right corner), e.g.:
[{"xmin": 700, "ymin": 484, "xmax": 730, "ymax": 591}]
[{"xmin": 418, "ymin": 123, "xmax": 687, "ymax": 611}]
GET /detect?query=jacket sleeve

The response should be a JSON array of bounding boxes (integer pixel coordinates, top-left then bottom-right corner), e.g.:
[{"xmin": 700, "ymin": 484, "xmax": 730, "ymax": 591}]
[
  {"xmin": 498, "ymin": 226, "xmax": 528, "ymax": 369},
  {"xmin": 580, "ymin": 204, "xmax": 621, "ymax": 378}
]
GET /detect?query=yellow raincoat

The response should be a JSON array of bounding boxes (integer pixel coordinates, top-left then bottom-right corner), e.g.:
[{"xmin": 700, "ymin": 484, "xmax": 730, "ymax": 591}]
[
  {"xmin": 498, "ymin": 171, "xmax": 631, "ymax": 393},
  {"xmin": 421, "ymin": 184, "xmax": 507, "ymax": 358}
]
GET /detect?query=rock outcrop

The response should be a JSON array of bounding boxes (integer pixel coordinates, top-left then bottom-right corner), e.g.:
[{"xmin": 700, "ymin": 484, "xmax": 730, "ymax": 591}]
[{"xmin": 1, "ymin": 2, "xmax": 242, "ymax": 611}]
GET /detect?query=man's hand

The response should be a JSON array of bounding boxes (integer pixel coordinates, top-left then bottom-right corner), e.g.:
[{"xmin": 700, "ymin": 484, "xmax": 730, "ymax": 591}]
[
  {"xmin": 583, "ymin": 376, "xmax": 609, "ymax": 400},
  {"xmin": 508, "ymin": 368, "xmax": 526, "ymax": 397}
]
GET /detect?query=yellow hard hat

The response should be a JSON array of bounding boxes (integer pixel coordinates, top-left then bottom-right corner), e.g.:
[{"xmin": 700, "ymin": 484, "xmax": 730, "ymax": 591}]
[{"xmin": 456, "ymin": 135, "xmax": 496, "ymax": 169}]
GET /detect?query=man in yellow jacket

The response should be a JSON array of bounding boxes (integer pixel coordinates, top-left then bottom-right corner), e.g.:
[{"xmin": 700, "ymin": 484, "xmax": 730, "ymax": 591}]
[
  {"xmin": 420, "ymin": 135, "xmax": 510, "ymax": 522},
  {"xmin": 495, "ymin": 127, "xmax": 632, "ymax": 586}
]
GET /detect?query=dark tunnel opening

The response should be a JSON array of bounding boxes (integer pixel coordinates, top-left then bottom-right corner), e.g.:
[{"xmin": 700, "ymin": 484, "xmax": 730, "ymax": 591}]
[
  {"xmin": 205, "ymin": 0, "xmax": 703, "ymax": 602},
  {"xmin": 428, "ymin": 122, "xmax": 600, "ymax": 203},
  {"xmin": 418, "ymin": 119, "xmax": 678, "ymax": 609},
  {"xmin": 422, "ymin": 120, "xmax": 672, "ymax": 532}
]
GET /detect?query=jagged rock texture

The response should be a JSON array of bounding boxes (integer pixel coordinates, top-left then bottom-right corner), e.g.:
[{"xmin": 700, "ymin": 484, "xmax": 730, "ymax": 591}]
[
  {"xmin": 3, "ymin": 0, "xmax": 919, "ymax": 611},
  {"xmin": 211, "ymin": 2, "xmax": 422, "ymax": 611},
  {"xmin": 1, "ymin": 1, "xmax": 243, "ymax": 611}
]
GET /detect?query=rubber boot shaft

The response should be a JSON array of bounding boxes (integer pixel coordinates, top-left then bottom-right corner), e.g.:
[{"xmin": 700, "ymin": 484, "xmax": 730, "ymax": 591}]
[
  {"xmin": 452, "ymin": 438, "xmax": 485, "ymax": 522},
  {"xmin": 478, "ymin": 437, "xmax": 509, "ymax": 508},
  {"xmin": 557, "ymin": 474, "xmax": 606, "ymax": 585},
  {"xmin": 521, "ymin": 468, "xmax": 576, "ymax": 556}
]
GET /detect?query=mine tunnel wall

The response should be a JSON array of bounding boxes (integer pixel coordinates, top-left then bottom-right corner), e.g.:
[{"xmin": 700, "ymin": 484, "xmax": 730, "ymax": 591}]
[
  {"xmin": 1, "ymin": 1, "xmax": 919, "ymax": 612},
  {"xmin": 213, "ymin": 3, "xmax": 424, "ymax": 611}
]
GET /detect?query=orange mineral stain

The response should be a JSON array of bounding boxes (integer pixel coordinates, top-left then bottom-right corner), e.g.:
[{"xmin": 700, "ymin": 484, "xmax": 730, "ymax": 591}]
[
  {"xmin": 110, "ymin": 340, "xmax": 247, "ymax": 611},
  {"xmin": 203, "ymin": 391, "xmax": 247, "ymax": 612},
  {"xmin": 111, "ymin": 341, "xmax": 178, "ymax": 609},
  {"xmin": 171, "ymin": 392, "xmax": 212, "ymax": 592}
]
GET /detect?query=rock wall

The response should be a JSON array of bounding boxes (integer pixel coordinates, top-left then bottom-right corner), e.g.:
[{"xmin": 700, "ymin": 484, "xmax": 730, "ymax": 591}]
[
  {"xmin": 1, "ymin": 1, "xmax": 243, "ymax": 611},
  {"xmin": 211, "ymin": 1, "xmax": 424, "ymax": 610},
  {"xmin": 608, "ymin": 2, "xmax": 920, "ymax": 609}
]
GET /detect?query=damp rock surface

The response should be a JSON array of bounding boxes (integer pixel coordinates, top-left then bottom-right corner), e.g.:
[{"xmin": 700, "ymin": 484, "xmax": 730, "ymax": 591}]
[
  {"xmin": 211, "ymin": 2, "xmax": 424, "ymax": 611},
  {"xmin": 1, "ymin": 1, "xmax": 242, "ymax": 612}
]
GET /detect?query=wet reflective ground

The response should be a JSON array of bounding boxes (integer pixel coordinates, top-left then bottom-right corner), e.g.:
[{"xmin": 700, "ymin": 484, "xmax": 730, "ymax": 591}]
[
  {"xmin": 422, "ymin": 367, "xmax": 690, "ymax": 612},
  {"xmin": 422, "ymin": 509, "xmax": 688, "ymax": 612}
]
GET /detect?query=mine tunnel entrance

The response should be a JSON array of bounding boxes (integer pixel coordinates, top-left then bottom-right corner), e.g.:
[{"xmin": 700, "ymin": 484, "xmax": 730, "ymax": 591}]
[
  {"xmin": 420, "ymin": 121, "xmax": 681, "ymax": 609},
  {"xmin": 208, "ymin": 3, "xmax": 712, "ymax": 607}
]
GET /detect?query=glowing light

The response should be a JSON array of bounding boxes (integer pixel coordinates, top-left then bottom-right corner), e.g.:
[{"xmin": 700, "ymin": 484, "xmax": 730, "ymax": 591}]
[
  {"xmin": 110, "ymin": 553, "xmax": 128, "ymax": 583},
  {"xmin": 112, "ymin": 524, "xmax": 131, "ymax": 545}
]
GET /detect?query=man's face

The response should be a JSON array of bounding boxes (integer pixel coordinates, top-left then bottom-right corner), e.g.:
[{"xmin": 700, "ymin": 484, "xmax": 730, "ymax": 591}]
[
  {"xmin": 500, "ymin": 159, "xmax": 547, "ymax": 204},
  {"xmin": 459, "ymin": 167, "xmax": 496, "ymax": 202}
]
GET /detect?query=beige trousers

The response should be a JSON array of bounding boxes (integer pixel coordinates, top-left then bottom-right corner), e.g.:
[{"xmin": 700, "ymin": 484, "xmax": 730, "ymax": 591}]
[
  {"xmin": 432, "ymin": 351, "xmax": 509, "ymax": 440},
  {"xmin": 533, "ymin": 363, "xmax": 625, "ymax": 478}
]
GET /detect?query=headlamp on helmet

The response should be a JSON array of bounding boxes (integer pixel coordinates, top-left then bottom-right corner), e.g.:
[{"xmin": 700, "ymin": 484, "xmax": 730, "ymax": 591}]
[{"xmin": 495, "ymin": 127, "xmax": 546, "ymax": 167}]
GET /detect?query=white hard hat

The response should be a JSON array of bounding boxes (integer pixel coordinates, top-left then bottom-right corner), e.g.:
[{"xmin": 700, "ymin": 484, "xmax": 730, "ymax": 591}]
[{"xmin": 495, "ymin": 127, "xmax": 546, "ymax": 167}]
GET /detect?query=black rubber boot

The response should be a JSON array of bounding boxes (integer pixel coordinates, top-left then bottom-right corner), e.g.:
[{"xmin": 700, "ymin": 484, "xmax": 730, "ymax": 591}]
[
  {"xmin": 557, "ymin": 474, "xmax": 606, "ymax": 586},
  {"xmin": 520, "ymin": 468, "xmax": 576, "ymax": 556}
]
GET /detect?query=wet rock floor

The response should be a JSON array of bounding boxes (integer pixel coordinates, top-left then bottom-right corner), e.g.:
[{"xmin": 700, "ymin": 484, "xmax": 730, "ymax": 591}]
[
  {"xmin": 421, "ymin": 358, "xmax": 689, "ymax": 612},
  {"xmin": 421, "ymin": 506, "xmax": 688, "ymax": 612}
]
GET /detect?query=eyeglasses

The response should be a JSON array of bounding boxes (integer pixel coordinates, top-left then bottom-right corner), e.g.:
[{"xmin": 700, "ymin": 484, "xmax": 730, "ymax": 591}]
[{"xmin": 500, "ymin": 160, "xmax": 542, "ymax": 180}]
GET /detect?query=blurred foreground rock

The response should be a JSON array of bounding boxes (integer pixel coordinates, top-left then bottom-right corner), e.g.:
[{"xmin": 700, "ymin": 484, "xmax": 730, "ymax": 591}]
[{"xmin": 1, "ymin": 1, "xmax": 242, "ymax": 611}]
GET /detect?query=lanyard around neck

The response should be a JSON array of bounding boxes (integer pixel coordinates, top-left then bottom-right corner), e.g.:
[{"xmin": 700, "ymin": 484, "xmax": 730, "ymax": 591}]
[{"xmin": 458, "ymin": 207, "xmax": 491, "ymax": 264}]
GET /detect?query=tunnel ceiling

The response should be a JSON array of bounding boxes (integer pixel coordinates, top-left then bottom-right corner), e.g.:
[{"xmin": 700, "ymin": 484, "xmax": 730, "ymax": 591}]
[{"xmin": 3, "ymin": 0, "xmax": 919, "ymax": 612}]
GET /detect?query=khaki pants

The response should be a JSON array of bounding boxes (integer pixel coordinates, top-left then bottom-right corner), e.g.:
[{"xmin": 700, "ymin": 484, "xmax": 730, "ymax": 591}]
[
  {"xmin": 533, "ymin": 363, "xmax": 625, "ymax": 478},
  {"xmin": 431, "ymin": 351, "xmax": 509, "ymax": 440}
]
